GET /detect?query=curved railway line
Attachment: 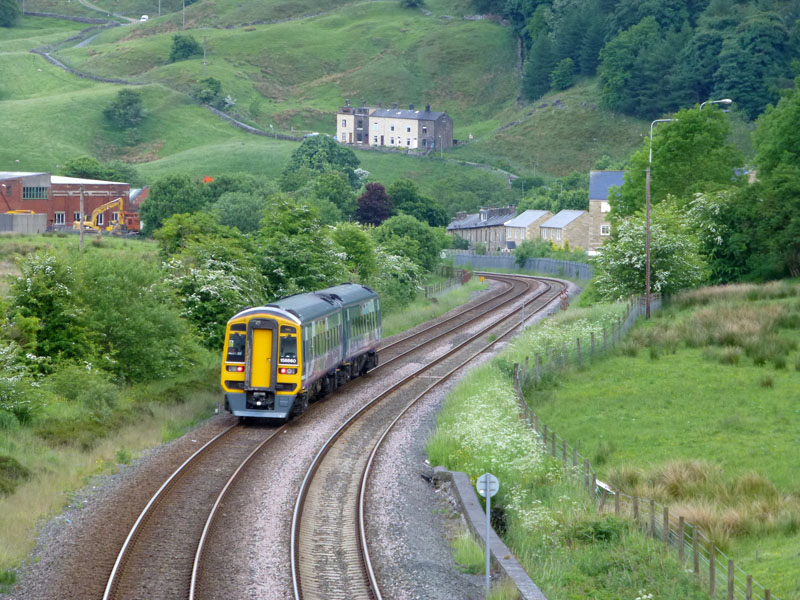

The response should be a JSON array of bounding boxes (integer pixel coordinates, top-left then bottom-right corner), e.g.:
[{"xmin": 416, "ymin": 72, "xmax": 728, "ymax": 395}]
[
  {"xmin": 291, "ymin": 274, "xmax": 565, "ymax": 600},
  {"xmin": 98, "ymin": 273, "xmax": 565, "ymax": 600}
]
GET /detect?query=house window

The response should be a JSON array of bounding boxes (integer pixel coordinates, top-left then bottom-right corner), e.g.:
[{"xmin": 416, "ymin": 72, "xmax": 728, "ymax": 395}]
[
  {"xmin": 390, "ymin": 137, "xmax": 394, "ymax": 144},
  {"xmin": 556, "ymin": 230, "xmax": 561, "ymax": 241},
  {"xmin": 373, "ymin": 136, "xmax": 378, "ymax": 143},
  {"xmin": 22, "ymin": 186, "xmax": 48, "ymax": 199},
  {"xmin": 112, "ymin": 211, "xmax": 119, "ymax": 223},
  {"xmin": 406, "ymin": 126, "xmax": 411, "ymax": 132},
  {"xmin": 422, "ymin": 126, "xmax": 427, "ymax": 134},
  {"xmin": 357, "ymin": 120, "xmax": 363, "ymax": 129},
  {"xmin": 54, "ymin": 211, "xmax": 65, "ymax": 225},
  {"xmin": 541, "ymin": 230, "xmax": 546, "ymax": 240},
  {"xmin": 601, "ymin": 201, "xmax": 610, "ymax": 213},
  {"xmin": 406, "ymin": 138, "xmax": 410, "ymax": 145},
  {"xmin": 73, "ymin": 211, "xmax": 81, "ymax": 222},
  {"xmin": 342, "ymin": 119, "xmax": 346, "ymax": 127},
  {"xmin": 390, "ymin": 125, "xmax": 395, "ymax": 131},
  {"xmin": 601, "ymin": 224, "xmax": 611, "ymax": 236},
  {"xmin": 97, "ymin": 213, "xmax": 104, "ymax": 226}
]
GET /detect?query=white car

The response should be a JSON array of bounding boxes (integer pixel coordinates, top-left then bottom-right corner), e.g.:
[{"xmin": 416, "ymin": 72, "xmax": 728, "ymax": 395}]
[{"xmin": 140, "ymin": 15, "xmax": 149, "ymax": 21}]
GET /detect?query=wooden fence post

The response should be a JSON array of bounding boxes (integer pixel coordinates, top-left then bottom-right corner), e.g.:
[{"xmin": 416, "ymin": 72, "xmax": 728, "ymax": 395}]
[
  {"xmin": 542, "ymin": 424, "xmax": 548, "ymax": 447},
  {"xmin": 650, "ymin": 499, "xmax": 656, "ymax": 537},
  {"xmin": 572, "ymin": 448, "xmax": 577, "ymax": 468},
  {"xmin": 551, "ymin": 431, "xmax": 556, "ymax": 457},
  {"xmin": 678, "ymin": 517, "xmax": 685, "ymax": 563},
  {"xmin": 765, "ymin": 590, "xmax": 771, "ymax": 600},
  {"xmin": 710, "ymin": 546, "xmax": 716, "ymax": 596},
  {"xmin": 633, "ymin": 496, "xmax": 639, "ymax": 522},
  {"xmin": 576, "ymin": 337, "xmax": 582, "ymax": 367},
  {"xmin": 663, "ymin": 506, "xmax": 669, "ymax": 545},
  {"xmin": 693, "ymin": 527, "xmax": 699, "ymax": 575},
  {"xmin": 728, "ymin": 560, "xmax": 734, "ymax": 600},
  {"xmin": 562, "ymin": 440, "xmax": 567, "ymax": 465},
  {"xmin": 614, "ymin": 489, "xmax": 620, "ymax": 516}
]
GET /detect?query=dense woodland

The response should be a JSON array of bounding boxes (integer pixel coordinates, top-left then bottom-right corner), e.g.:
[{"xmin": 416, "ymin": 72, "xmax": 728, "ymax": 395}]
[{"xmin": 475, "ymin": 0, "xmax": 800, "ymax": 119}]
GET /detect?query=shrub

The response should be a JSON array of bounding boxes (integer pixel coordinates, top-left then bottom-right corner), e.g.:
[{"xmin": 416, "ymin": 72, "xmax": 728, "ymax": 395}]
[
  {"xmin": 45, "ymin": 365, "xmax": 118, "ymax": 411},
  {"xmin": 103, "ymin": 89, "xmax": 145, "ymax": 130},
  {"xmin": 0, "ymin": 455, "xmax": 30, "ymax": 496},
  {"xmin": 169, "ymin": 34, "xmax": 202, "ymax": 62}
]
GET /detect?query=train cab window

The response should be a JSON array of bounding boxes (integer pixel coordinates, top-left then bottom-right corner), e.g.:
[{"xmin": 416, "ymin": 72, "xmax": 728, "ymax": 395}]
[
  {"xmin": 226, "ymin": 333, "xmax": 246, "ymax": 362},
  {"xmin": 280, "ymin": 335, "xmax": 297, "ymax": 364}
]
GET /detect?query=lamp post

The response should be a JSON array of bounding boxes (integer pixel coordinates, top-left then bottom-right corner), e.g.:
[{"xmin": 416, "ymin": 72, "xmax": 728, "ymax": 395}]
[
  {"xmin": 645, "ymin": 118, "xmax": 677, "ymax": 319},
  {"xmin": 700, "ymin": 98, "xmax": 732, "ymax": 110}
]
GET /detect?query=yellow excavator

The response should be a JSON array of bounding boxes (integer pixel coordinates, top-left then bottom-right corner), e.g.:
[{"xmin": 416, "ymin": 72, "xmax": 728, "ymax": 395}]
[{"xmin": 73, "ymin": 198, "xmax": 140, "ymax": 235}]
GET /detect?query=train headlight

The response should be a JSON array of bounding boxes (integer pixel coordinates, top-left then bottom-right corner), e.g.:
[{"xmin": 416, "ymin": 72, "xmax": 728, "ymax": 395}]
[
  {"xmin": 226, "ymin": 365, "xmax": 245, "ymax": 372},
  {"xmin": 279, "ymin": 367, "xmax": 297, "ymax": 374}
]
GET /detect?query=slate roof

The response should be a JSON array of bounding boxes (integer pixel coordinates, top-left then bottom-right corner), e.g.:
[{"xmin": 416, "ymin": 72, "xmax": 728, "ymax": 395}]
[
  {"xmin": 370, "ymin": 108, "xmax": 447, "ymax": 121},
  {"xmin": 447, "ymin": 208, "xmax": 516, "ymax": 231},
  {"xmin": 541, "ymin": 210, "xmax": 586, "ymax": 229},
  {"xmin": 589, "ymin": 170, "xmax": 625, "ymax": 201},
  {"xmin": 505, "ymin": 210, "xmax": 549, "ymax": 228}
]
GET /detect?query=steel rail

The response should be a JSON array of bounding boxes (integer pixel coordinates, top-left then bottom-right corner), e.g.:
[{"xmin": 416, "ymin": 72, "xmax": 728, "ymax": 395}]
[
  {"xmin": 373, "ymin": 275, "xmax": 532, "ymax": 372},
  {"xmin": 102, "ymin": 424, "xmax": 240, "ymax": 600},
  {"xmin": 358, "ymin": 275, "xmax": 566, "ymax": 594},
  {"xmin": 189, "ymin": 422, "xmax": 289, "ymax": 600},
  {"xmin": 291, "ymin": 274, "xmax": 565, "ymax": 599},
  {"xmin": 377, "ymin": 276, "xmax": 516, "ymax": 352}
]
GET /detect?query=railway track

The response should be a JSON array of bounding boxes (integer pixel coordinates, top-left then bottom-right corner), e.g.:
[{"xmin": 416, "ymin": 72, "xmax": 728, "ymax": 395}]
[
  {"xmin": 102, "ymin": 423, "xmax": 285, "ymax": 600},
  {"xmin": 99, "ymin": 273, "xmax": 564, "ymax": 600},
  {"xmin": 291, "ymin": 274, "xmax": 565, "ymax": 600}
]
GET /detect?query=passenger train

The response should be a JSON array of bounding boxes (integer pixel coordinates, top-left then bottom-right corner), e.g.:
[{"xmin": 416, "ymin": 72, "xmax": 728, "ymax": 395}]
[{"xmin": 220, "ymin": 283, "xmax": 381, "ymax": 420}]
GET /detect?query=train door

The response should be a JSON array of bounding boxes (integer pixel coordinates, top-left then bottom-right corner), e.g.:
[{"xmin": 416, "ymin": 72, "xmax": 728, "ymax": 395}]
[{"xmin": 246, "ymin": 318, "xmax": 278, "ymax": 391}]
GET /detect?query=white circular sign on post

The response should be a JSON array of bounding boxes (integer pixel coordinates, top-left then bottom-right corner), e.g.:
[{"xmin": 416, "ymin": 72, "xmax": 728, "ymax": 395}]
[{"xmin": 476, "ymin": 473, "xmax": 499, "ymax": 498}]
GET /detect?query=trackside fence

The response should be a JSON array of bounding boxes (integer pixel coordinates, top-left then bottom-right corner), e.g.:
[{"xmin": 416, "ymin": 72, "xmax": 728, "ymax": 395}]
[
  {"xmin": 447, "ymin": 250, "xmax": 593, "ymax": 280},
  {"xmin": 510, "ymin": 297, "xmax": 776, "ymax": 600},
  {"xmin": 423, "ymin": 266, "xmax": 472, "ymax": 299}
]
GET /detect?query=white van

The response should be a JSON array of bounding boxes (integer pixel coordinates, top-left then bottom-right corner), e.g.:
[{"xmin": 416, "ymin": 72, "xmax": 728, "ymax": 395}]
[{"xmin": 140, "ymin": 15, "xmax": 149, "ymax": 21}]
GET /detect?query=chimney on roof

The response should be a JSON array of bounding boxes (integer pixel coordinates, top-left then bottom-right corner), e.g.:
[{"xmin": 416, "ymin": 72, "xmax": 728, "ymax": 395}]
[
  {"xmin": 409, "ymin": 104, "xmax": 414, "ymax": 110},
  {"xmin": 345, "ymin": 99, "xmax": 350, "ymax": 107},
  {"xmin": 425, "ymin": 104, "xmax": 430, "ymax": 112}
]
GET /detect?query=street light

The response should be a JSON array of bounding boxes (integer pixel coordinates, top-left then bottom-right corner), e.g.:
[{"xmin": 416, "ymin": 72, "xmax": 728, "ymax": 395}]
[
  {"xmin": 700, "ymin": 98, "xmax": 732, "ymax": 110},
  {"xmin": 645, "ymin": 118, "xmax": 677, "ymax": 319}
]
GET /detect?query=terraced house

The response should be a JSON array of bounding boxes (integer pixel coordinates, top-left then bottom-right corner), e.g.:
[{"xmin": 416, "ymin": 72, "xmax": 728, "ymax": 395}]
[{"xmin": 336, "ymin": 101, "xmax": 453, "ymax": 151}]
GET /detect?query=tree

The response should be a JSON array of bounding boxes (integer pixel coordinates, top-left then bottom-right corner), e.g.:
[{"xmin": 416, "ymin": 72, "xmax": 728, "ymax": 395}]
[
  {"xmin": 257, "ymin": 196, "xmax": 348, "ymax": 297},
  {"xmin": 374, "ymin": 214, "xmax": 441, "ymax": 271},
  {"xmin": 592, "ymin": 199, "xmax": 707, "ymax": 300},
  {"xmin": 451, "ymin": 235, "xmax": 469, "ymax": 250},
  {"xmin": 62, "ymin": 156, "xmax": 142, "ymax": 186},
  {"xmin": 139, "ymin": 174, "xmax": 206, "ymax": 236},
  {"xmin": 522, "ymin": 34, "xmax": 556, "ymax": 101},
  {"xmin": 356, "ymin": 183, "xmax": 393, "ymax": 226},
  {"xmin": 282, "ymin": 135, "xmax": 360, "ymax": 189},
  {"xmin": 331, "ymin": 222, "xmax": 377, "ymax": 279},
  {"xmin": 313, "ymin": 172, "xmax": 357, "ymax": 217},
  {"xmin": 0, "ymin": 0, "xmax": 20, "ymax": 27},
  {"xmin": 192, "ymin": 77, "xmax": 222, "ymax": 106},
  {"xmin": 612, "ymin": 106, "xmax": 743, "ymax": 219},
  {"xmin": 388, "ymin": 179, "xmax": 448, "ymax": 227},
  {"xmin": 550, "ymin": 57, "xmax": 575, "ymax": 90},
  {"xmin": 169, "ymin": 34, "xmax": 202, "ymax": 62},
  {"xmin": 752, "ymin": 74, "xmax": 800, "ymax": 179},
  {"xmin": 210, "ymin": 192, "xmax": 267, "ymax": 234},
  {"xmin": 103, "ymin": 89, "xmax": 144, "ymax": 130}
]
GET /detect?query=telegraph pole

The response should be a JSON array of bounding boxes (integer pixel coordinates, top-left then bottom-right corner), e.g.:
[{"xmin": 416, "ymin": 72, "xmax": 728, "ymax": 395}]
[{"xmin": 79, "ymin": 185, "xmax": 85, "ymax": 251}]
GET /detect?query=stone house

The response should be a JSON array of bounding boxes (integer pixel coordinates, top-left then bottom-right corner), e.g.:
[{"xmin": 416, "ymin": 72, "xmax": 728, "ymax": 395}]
[
  {"xmin": 587, "ymin": 170, "xmax": 624, "ymax": 253},
  {"xmin": 336, "ymin": 101, "xmax": 453, "ymax": 151},
  {"xmin": 539, "ymin": 210, "xmax": 591, "ymax": 250},
  {"xmin": 503, "ymin": 209, "xmax": 552, "ymax": 249},
  {"xmin": 446, "ymin": 207, "xmax": 516, "ymax": 251}
]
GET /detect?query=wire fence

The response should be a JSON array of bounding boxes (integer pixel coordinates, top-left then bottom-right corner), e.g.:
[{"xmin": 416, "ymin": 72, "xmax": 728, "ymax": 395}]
[
  {"xmin": 510, "ymin": 296, "xmax": 777, "ymax": 600},
  {"xmin": 422, "ymin": 266, "xmax": 472, "ymax": 299},
  {"xmin": 447, "ymin": 250, "xmax": 593, "ymax": 280}
]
